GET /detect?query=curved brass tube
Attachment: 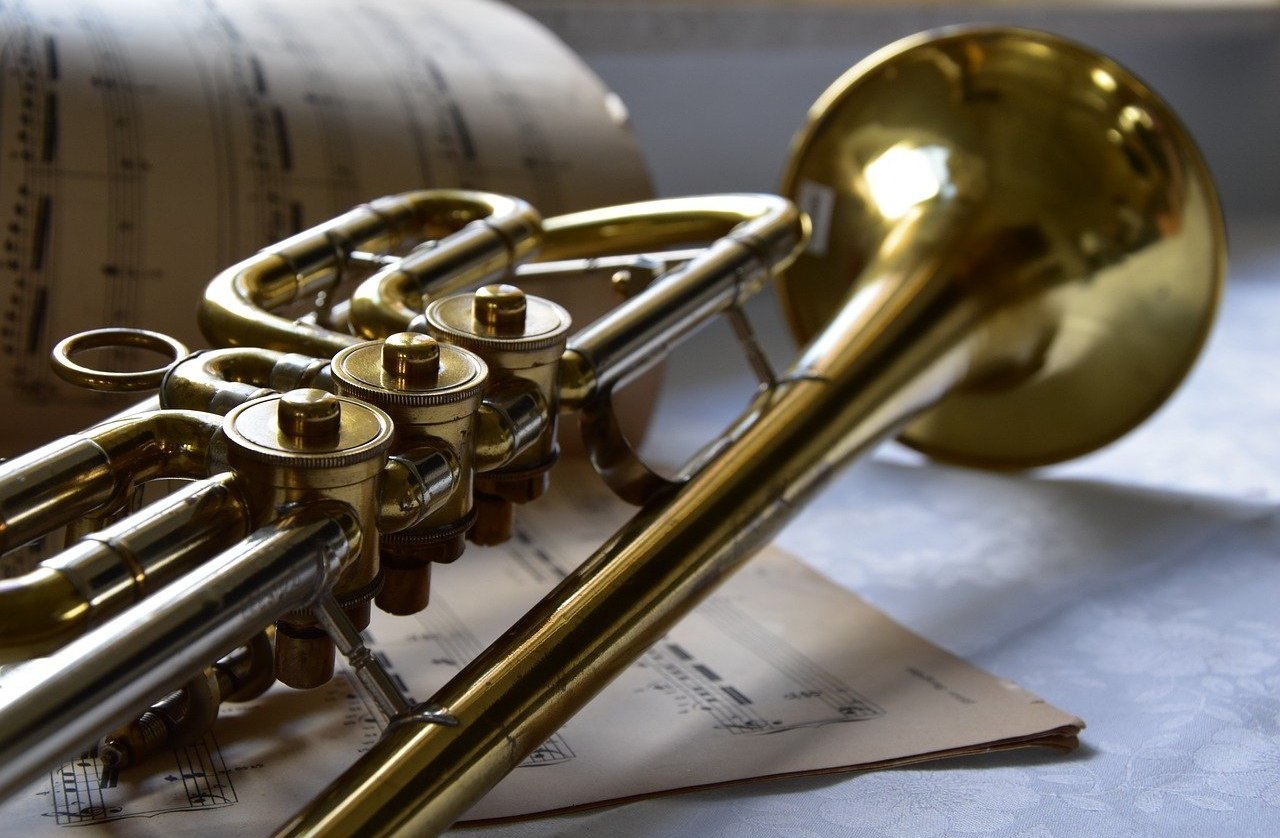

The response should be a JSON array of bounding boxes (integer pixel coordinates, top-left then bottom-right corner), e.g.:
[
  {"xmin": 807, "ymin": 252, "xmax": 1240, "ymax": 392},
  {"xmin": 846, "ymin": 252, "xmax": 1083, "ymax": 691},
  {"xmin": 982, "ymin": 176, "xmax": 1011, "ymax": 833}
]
[
  {"xmin": 161, "ymin": 347, "xmax": 332, "ymax": 414},
  {"xmin": 270, "ymin": 233, "xmax": 977, "ymax": 837},
  {"xmin": 275, "ymin": 26, "xmax": 1224, "ymax": 836},
  {"xmin": 555, "ymin": 194, "xmax": 806, "ymax": 408},
  {"xmin": 540, "ymin": 193, "xmax": 806, "ymax": 265},
  {"xmin": 201, "ymin": 191, "xmax": 542, "ymax": 357},
  {"xmin": 0, "ymin": 26, "xmax": 1227, "ymax": 832},
  {"xmin": 0, "ymin": 473, "xmax": 250, "ymax": 660},
  {"xmin": 0, "ymin": 410, "xmax": 223, "ymax": 553},
  {"xmin": 347, "ymin": 194, "xmax": 542, "ymax": 339},
  {"xmin": 347, "ymin": 194, "xmax": 805, "ymax": 341},
  {"xmin": 162, "ymin": 348, "xmax": 285, "ymax": 413}
]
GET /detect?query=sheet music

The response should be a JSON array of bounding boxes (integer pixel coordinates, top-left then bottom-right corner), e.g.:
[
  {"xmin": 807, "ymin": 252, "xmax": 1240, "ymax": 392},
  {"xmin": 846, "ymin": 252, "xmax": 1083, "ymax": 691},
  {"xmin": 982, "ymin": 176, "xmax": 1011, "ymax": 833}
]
[
  {"xmin": 0, "ymin": 461, "xmax": 1080, "ymax": 835},
  {"xmin": 0, "ymin": 0, "xmax": 651, "ymax": 454}
]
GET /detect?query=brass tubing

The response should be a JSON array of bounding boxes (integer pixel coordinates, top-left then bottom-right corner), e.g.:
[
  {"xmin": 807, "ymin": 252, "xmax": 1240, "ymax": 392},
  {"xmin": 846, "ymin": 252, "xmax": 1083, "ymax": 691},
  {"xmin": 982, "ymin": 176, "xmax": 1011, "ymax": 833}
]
[
  {"xmin": 203, "ymin": 255, "xmax": 363, "ymax": 358},
  {"xmin": 0, "ymin": 437, "xmax": 114, "ymax": 555},
  {"xmin": 201, "ymin": 191, "xmax": 541, "ymax": 357},
  {"xmin": 162, "ymin": 348, "xmax": 285, "ymax": 413},
  {"xmin": 0, "ymin": 504, "xmax": 357, "ymax": 801},
  {"xmin": 348, "ymin": 201, "xmax": 543, "ymax": 339},
  {"xmin": 471, "ymin": 390, "xmax": 549, "ymax": 473},
  {"xmin": 555, "ymin": 195, "xmax": 807, "ymax": 406},
  {"xmin": 161, "ymin": 347, "xmax": 333, "ymax": 414},
  {"xmin": 79, "ymin": 410, "xmax": 223, "ymax": 485},
  {"xmin": 213, "ymin": 630, "xmax": 277, "ymax": 703},
  {"xmin": 98, "ymin": 632, "xmax": 275, "ymax": 772},
  {"xmin": 0, "ymin": 410, "xmax": 222, "ymax": 552},
  {"xmin": 0, "ymin": 472, "xmax": 250, "ymax": 660},
  {"xmin": 272, "ymin": 233, "xmax": 985, "ymax": 838},
  {"xmin": 376, "ymin": 450, "xmax": 458, "ymax": 535},
  {"xmin": 538, "ymin": 194, "xmax": 805, "ymax": 263}
]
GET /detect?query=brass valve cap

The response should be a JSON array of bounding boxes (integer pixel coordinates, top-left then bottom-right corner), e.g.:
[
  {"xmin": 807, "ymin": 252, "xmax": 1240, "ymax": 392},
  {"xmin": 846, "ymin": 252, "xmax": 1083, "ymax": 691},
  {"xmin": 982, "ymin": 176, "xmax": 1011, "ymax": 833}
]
[
  {"xmin": 277, "ymin": 389, "xmax": 342, "ymax": 443},
  {"xmin": 222, "ymin": 390, "xmax": 394, "ymax": 472},
  {"xmin": 423, "ymin": 287, "xmax": 570, "ymax": 366},
  {"xmin": 331, "ymin": 336, "xmax": 487, "ymax": 413}
]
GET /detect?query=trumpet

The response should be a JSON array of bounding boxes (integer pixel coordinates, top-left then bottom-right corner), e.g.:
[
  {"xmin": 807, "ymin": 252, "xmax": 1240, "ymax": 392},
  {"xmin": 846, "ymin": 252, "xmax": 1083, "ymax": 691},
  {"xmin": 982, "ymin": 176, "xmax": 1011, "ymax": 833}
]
[{"xmin": 0, "ymin": 26, "xmax": 1222, "ymax": 837}]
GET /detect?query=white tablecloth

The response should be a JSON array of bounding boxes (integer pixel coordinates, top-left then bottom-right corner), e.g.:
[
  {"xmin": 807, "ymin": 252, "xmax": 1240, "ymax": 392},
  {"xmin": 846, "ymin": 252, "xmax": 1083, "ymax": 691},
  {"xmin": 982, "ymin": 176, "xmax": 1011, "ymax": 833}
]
[{"xmin": 454, "ymin": 218, "xmax": 1280, "ymax": 837}]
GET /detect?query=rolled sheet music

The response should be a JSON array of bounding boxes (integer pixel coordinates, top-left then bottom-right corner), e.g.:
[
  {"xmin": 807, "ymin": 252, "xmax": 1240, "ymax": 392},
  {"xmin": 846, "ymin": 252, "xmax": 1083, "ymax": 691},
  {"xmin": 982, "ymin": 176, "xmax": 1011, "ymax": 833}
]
[{"xmin": 0, "ymin": 0, "xmax": 652, "ymax": 453}]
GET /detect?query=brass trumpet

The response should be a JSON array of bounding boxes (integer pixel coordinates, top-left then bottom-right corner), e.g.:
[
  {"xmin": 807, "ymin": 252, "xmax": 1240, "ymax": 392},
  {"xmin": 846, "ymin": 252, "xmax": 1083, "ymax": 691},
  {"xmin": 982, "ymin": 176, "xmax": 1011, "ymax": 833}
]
[{"xmin": 0, "ymin": 27, "xmax": 1222, "ymax": 837}]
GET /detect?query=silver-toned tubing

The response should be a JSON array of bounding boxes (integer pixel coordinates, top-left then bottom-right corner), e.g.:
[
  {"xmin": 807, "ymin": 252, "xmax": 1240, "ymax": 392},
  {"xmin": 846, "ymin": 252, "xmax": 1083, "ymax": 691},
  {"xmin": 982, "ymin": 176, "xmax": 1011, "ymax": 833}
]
[
  {"xmin": 410, "ymin": 449, "xmax": 459, "ymax": 515},
  {"xmin": 0, "ymin": 505, "xmax": 357, "ymax": 800},
  {"xmin": 473, "ymin": 389, "xmax": 549, "ymax": 472},
  {"xmin": 0, "ymin": 410, "xmax": 223, "ymax": 553},
  {"xmin": 270, "ymin": 352, "xmax": 334, "ymax": 394},
  {"xmin": 0, "ymin": 437, "xmax": 114, "ymax": 554},
  {"xmin": 0, "ymin": 473, "xmax": 249, "ymax": 659},
  {"xmin": 556, "ymin": 195, "xmax": 807, "ymax": 407},
  {"xmin": 377, "ymin": 449, "xmax": 460, "ymax": 534},
  {"xmin": 315, "ymin": 592, "xmax": 411, "ymax": 721},
  {"xmin": 43, "ymin": 473, "xmax": 249, "ymax": 623},
  {"xmin": 563, "ymin": 238, "xmax": 755, "ymax": 398}
]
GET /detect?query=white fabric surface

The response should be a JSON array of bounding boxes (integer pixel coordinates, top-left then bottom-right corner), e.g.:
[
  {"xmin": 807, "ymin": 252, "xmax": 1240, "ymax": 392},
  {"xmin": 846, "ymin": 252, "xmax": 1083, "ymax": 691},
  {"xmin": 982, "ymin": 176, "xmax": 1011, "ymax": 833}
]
[{"xmin": 452, "ymin": 219, "xmax": 1280, "ymax": 837}]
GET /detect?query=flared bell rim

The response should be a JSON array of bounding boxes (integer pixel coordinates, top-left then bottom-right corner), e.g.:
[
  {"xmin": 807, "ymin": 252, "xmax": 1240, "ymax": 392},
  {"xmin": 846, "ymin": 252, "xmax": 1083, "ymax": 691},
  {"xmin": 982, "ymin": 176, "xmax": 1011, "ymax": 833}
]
[{"xmin": 778, "ymin": 25, "xmax": 1226, "ymax": 470}]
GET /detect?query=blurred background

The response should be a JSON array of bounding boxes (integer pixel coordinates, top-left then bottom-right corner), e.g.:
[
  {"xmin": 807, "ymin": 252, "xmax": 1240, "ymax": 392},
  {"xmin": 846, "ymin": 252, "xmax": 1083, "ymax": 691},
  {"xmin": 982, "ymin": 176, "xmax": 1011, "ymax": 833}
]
[
  {"xmin": 509, "ymin": 1, "xmax": 1280, "ymax": 493},
  {"xmin": 513, "ymin": 1, "xmax": 1279, "ymax": 227}
]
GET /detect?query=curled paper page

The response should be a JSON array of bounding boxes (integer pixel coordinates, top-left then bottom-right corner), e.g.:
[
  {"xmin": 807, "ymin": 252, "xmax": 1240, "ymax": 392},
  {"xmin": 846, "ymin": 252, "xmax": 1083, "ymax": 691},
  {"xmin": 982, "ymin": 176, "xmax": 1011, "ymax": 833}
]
[{"xmin": 0, "ymin": 0, "xmax": 651, "ymax": 453}]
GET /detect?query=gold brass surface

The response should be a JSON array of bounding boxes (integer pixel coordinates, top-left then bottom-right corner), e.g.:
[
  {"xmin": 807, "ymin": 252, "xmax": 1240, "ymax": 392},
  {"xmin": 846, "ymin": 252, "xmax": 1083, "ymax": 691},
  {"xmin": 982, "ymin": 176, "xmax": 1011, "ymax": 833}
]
[
  {"xmin": 277, "ymin": 389, "xmax": 344, "ymax": 444},
  {"xmin": 223, "ymin": 392, "xmax": 394, "ymax": 687},
  {"xmin": 333, "ymin": 336, "xmax": 488, "ymax": 611},
  {"xmin": 50, "ymin": 328, "xmax": 191, "ymax": 393},
  {"xmin": 0, "ymin": 25, "xmax": 1226, "ymax": 838},
  {"xmin": 424, "ymin": 287, "xmax": 572, "ymax": 543},
  {"xmin": 780, "ymin": 26, "xmax": 1224, "ymax": 467},
  {"xmin": 0, "ymin": 410, "xmax": 224, "ymax": 554},
  {"xmin": 380, "ymin": 333, "xmax": 442, "ymax": 388},
  {"xmin": 274, "ymin": 28, "xmax": 1224, "ymax": 838},
  {"xmin": 201, "ymin": 191, "xmax": 542, "ymax": 357},
  {"xmin": 472, "ymin": 284, "xmax": 529, "ymax": 334}
]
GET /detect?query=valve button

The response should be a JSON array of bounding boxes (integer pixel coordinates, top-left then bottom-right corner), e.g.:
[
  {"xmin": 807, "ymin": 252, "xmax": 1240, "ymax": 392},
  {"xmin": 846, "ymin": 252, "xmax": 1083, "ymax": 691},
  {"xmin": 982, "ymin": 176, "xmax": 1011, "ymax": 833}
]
[
  {"xmin": 472, "ymin": 284, "xmax": 527, "ymax": 334},
  {"xmin": 278, "ymin": 389, "xmax": 341, "ymax": 444},
  {"xmin": 381, "ymin": 332, "xmax": 441, "ymax": 388}
]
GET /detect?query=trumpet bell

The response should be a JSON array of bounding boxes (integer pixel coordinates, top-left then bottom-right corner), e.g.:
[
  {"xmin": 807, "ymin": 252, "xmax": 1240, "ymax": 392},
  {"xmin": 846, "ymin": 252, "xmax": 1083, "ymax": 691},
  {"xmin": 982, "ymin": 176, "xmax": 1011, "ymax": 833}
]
[{"xmin": 780, "ymin": 26, "xmax": 1224, "ymax": 468}]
